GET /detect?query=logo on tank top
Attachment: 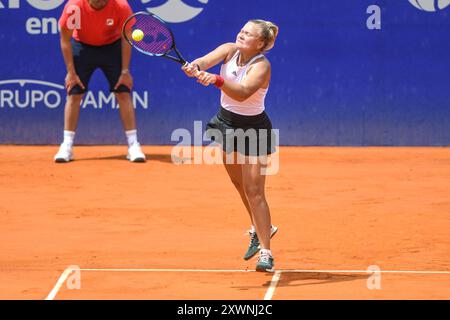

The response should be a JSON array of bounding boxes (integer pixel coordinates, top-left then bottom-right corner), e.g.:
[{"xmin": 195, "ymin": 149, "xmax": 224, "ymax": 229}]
[
  {"xmin": 408, "ymin": 0, "xmax": 450, "ymax": 11},
  {"xmin": 106, "ymin": 18, "xmax": 114, "ymax": 26},
  {"xmin": 141, "ymin": 0, "xmax": 209, "ymax": 23}
]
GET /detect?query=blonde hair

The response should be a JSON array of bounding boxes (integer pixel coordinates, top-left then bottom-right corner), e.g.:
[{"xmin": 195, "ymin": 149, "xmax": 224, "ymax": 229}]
[{"xmin": 249, "ymin": 19, "xmax": 279, "ymax": 52}]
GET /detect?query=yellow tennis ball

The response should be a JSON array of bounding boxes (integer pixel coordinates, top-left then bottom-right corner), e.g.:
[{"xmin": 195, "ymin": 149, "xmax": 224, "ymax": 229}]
[{"xmin": 132, "ymin": 29, "xmax": 144, "ymax": 42}]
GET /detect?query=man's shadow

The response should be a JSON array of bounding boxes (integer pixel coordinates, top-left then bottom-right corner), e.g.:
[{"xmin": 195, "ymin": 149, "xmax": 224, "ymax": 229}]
[
  {"xmin": 233, "ymin": 272, "xmax": 369, "ymax": 291},
  {"xmin": 75, "ymin": 154, "xmax": 191, "ymax": 164}
]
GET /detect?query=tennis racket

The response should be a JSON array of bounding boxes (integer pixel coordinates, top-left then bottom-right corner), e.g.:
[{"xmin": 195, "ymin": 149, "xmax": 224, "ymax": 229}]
[{"xmin": 122, "ymin": 11, "xmax": 192, "ymax": 67}]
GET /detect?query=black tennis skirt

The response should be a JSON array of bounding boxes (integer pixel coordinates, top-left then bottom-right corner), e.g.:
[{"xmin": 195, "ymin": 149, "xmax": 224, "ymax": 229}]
[{"xmin": 205, "ymin": 107, "xmax": 277, "ymax": 156}]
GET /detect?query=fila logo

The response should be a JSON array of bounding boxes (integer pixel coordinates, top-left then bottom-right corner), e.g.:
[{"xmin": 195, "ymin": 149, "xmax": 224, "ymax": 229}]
[{"xmin": 106, "ymin": 18, "xmax": 114, "ymax": 26}]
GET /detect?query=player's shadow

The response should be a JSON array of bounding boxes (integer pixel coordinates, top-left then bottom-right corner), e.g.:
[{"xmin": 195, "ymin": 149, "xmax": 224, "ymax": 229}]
[
  {"xmin": 233, "ymin": 272, "xmax": 369, "ymax": 291},
  {"xmin": 76, "ymin": 153, "xmax": 188, "ymax": 163}
]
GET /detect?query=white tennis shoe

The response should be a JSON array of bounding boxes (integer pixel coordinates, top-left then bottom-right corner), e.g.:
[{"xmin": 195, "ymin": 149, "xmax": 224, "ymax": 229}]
[
  {"xmin": 54, "ymin": 143, "xmax": 73, "ymax": 163},
  {"xmin": 243, "ymin": 225, "xmax": 278, "ymax": 260},
  {"xmin": 127, "ymin": 143, "xmax": 146, "ymax": 162}
]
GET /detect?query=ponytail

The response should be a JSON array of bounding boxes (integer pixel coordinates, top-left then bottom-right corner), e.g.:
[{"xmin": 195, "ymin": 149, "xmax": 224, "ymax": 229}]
[{"xmin": 249, "ymin": 19, "xmax": 279, "ymax": 52}]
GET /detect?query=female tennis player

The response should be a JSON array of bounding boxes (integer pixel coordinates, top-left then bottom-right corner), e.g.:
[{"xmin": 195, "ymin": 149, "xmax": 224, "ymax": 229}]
[{"xmin": 182, "ymin": 19, "xmax": 279, "ymax": 272}]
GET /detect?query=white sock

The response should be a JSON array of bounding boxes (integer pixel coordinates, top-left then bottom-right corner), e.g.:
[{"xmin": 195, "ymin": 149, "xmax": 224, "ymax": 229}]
[
  {"xmin": 125, "ymin": 129, "xmax": 138, "ymax": 147},
  {"xmin": 260, "ymin": 249, "xmax": 272, "ymax": 256},
  {"xmin": 63, "ymin": 130, "xmax": 75, "ymax": 146},
  {"xmin": 252, "ymin": 225, "xmax": 275, "ymax": 233}
]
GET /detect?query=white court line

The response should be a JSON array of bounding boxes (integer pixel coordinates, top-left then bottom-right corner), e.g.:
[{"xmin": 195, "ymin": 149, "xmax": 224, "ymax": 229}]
[
  {"xmin": 77, "ymin": 268, "xmax": 450, "ymax": 274},
  {"xmin": 45, "ymin": 267, "xmax": 450, "ymax": 300},
  {"xmin": 264, "ymin": 271, "xmax": 282, "ymax": 300},
  {"xmin": 45, "ymin": 266, "xmax": 75, "ymax": 301},
  {"xmin": 79, "ymin": 268, "xmax": 257, "ymax": 272},
  {"xmin": 278, "ymin": 269, "xmax": 450, "ymax": 274}
]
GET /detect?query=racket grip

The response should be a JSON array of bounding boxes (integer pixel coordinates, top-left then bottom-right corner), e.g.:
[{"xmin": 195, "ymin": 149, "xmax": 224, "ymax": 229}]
[{"xmin": 183, "ymin": 61, "xmax": 201, "ymax": 77}]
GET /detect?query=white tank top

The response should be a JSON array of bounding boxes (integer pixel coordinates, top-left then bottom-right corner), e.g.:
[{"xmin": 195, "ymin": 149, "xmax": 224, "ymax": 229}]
[{"xmin": 220, "ymin": 51, "xmax": 268, "ymax": 116}]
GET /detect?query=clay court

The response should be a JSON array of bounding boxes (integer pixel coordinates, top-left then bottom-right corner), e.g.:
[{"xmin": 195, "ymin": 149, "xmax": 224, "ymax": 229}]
[{"xmin": 0, "ymin": 146, "xmax": 449, "ymax": 300}]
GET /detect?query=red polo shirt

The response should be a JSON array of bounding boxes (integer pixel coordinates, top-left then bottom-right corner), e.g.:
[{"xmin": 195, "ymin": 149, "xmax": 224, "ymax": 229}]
[{"xmin": 59, "ymin": 0, "xmax": 133, "ymax": 46}]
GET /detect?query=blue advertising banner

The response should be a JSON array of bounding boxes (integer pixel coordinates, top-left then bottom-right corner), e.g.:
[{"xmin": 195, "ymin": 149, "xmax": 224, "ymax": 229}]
[{"xmin": 0, "ymin": 0, "xmax": 449, "ymax": 146}]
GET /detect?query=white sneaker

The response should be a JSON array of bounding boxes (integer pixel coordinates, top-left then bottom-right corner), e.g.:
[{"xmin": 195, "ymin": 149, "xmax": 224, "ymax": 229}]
[
  {"xmin": 127, "ymin": 143, "xmax": 146, "ymax": 162},
  {"xmin": 256, "ymin": 250, "xmax": 274, "ymax": 272},
  {"xmin": 246, "ymin": 225, "xmax": 278, "ymax": 237},
  {"xmin": 243, "ymin": 225, "xmax": 278, "ymax": 260},
  {"xmin": 54, "ymin": 143, "xmax": 73, "ymax": 163}
]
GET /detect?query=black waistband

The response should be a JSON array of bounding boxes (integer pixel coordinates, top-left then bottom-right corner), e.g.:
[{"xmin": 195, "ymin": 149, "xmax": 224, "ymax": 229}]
[
  {"xmin": 72, "ymin": 38, "xmax": 121, "ymax": 49},
  {"xmin": 218, "ymin": 107, "xmax": 268, "ymax": 124}
]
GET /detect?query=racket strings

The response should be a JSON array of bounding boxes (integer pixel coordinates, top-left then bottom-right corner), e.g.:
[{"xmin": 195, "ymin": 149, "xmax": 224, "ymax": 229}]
[{"xmin": 128, "ymin": 16, "xmax": 174, "ymax": 55}]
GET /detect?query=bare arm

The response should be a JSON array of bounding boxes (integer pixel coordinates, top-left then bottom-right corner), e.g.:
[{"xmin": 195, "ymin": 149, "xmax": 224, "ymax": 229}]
[
  {"xmin": 196, "ymin": 59, "xmax": 271, "ymax": 102},
  {"xmin": 182, "ymin": 43, "xmax": 236, "ymax": 77},
  {"xmin": 60, "ymin": 27, "xmax": 76, "ymax": 74},
  {"xmin": 191, "ymin": 42, "xmax": 236, "ymax": 71},
  {"xmin": 114, "ymin": 32, "xmax": 133, "ymax": 90},
  {"xmin": 60, "ymin": 27, "xmax": 85, "ymax": 92},
  {"xmin": 121, "ymin": 30, "xmax": 132, "ymax": 72},
  {"xmin": 220, "ymin": 60, "xmax": 270, "ymax": 102}
]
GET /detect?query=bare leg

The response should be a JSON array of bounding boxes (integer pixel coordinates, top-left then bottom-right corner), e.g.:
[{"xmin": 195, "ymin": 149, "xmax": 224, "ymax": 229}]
[
  {"xmin": 222, "ymin": 153, "xmax": 253, "ymax": 224},
  {"xmin": 242, "ymin": 157, "xmax": 271, "ymax": 249},
  {"xmin": 64, "ymin": 94, "xmax": 84, "ymax": 131},
  {"xmin": 115, "ymin": 92, "xmax": 136, "ymax": 131}
]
